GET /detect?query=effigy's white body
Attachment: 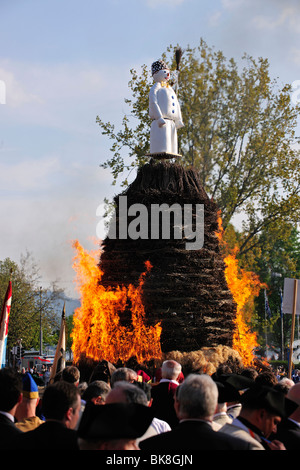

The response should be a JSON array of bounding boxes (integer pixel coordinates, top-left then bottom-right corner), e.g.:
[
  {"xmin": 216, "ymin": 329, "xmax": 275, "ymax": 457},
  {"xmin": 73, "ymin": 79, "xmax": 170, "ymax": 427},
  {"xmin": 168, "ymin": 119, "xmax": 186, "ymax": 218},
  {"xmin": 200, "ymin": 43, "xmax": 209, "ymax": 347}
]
[{"xmin": 149, "ymin": 68, "xmax": 184, "ymax": 155}]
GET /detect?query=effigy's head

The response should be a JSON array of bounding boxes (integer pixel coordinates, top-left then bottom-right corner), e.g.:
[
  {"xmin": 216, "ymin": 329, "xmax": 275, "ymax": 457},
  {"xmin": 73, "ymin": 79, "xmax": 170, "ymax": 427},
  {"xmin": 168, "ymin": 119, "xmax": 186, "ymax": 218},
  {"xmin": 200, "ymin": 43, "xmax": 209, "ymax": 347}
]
[{"xmin": 151, "ymin": 59, "xmax": 170, "ymax": 83}]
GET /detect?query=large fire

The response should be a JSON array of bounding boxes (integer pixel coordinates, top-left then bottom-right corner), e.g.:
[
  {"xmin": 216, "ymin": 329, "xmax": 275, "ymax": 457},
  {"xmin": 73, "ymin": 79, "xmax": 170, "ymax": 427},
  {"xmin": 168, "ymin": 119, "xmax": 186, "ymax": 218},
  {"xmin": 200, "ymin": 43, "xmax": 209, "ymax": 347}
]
[
  {"xmin": 71, "ymin": 240, "xmax": 162, "ymax": 364},
  {"xmin": 216, "ymin": 216, "xmax": 264, "ymax": 366},
  {"xmin": 71, "ymin": 214, "xmax": 263, "ymax": 368}
]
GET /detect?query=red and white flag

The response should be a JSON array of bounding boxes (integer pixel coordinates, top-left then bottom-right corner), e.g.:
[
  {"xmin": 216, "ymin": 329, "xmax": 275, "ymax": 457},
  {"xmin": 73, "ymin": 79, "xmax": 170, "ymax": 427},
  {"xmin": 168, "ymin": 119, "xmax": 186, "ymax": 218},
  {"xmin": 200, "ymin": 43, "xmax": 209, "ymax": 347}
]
[{"xmin": 0, "ymin": 280, "xmax": 12, "ymax": 369}]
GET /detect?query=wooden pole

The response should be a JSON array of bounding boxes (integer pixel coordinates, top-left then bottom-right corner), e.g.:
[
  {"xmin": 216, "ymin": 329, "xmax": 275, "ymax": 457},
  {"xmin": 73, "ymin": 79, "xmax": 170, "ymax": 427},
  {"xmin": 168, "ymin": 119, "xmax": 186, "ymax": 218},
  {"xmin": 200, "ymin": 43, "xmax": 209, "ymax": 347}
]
[{"xmin": 288, "ymin": 279, "xmax": 297, "ymax": 379}]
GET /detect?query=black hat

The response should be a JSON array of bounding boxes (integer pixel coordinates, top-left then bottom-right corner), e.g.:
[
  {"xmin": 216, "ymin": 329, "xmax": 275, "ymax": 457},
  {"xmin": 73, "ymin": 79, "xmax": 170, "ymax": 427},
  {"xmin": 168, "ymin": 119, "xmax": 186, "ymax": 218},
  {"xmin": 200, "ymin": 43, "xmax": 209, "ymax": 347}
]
[
  {"xmin": 216, "ymin": 382, "xmax": 241, "ymax": 403},
  {"xmin": 213, "ymin": 374, "xmax": 254, "ymax": 403},
  {"xmin": 77, "ymin": 402, "xmax": 154, "ymax": 440},
  {"xmin": 241, "ymin": 384, "xmax": 298, "ymax": 418},
  {"xmin": 216, "ymin": 373, "xmax": 254, "ymax": 390},
  {"xmin": 151, "ymin": 60, "xmax": 169, "ymax": 76}
]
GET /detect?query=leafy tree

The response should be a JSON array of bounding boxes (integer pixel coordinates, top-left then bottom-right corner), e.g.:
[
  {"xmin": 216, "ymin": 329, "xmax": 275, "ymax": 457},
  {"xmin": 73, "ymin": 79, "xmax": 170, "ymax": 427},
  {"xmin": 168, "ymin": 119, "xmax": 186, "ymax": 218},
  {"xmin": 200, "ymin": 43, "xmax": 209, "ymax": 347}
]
[
  {"xmin": 96, "ymin": 39, "xmax": 300, "ymax": 258},
  {"xmin": 0, "ymin": 253, "xmax": 63, "ymax": 358},
  {"xmin": 222, "ymin": 221, "xmax": 299, "ymax": 359}
]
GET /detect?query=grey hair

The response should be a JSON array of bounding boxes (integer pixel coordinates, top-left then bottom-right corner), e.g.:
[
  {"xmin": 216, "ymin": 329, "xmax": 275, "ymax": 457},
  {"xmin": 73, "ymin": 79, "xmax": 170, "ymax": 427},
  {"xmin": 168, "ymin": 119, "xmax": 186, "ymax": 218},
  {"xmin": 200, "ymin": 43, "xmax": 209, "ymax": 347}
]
[
  {"xmin": 177, "ymin": 374, "xmax": 218, "ymax": 419},
  {"xmin": 110, "ymin": 368, "xmax": 138, "ymax": 387},
  {"xmin": 112, "ymin": 381, "xmax": 148, "ymax": 406},
  {"xmin": 161, "ymin": 360, "xmax": 182, "ymax": 380}
]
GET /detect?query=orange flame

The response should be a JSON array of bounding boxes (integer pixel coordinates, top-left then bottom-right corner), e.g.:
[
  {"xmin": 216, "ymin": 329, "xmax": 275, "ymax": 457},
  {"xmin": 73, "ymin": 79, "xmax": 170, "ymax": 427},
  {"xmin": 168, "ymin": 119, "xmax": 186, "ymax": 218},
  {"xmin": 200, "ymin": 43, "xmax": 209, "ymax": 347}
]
[
  {"xmin": 71, "ymin": 240, "xmax": 162, "ymax": 364},
  {"xmin": 216, "ymin": 216, "xmax": 264, "ymax": 366}
]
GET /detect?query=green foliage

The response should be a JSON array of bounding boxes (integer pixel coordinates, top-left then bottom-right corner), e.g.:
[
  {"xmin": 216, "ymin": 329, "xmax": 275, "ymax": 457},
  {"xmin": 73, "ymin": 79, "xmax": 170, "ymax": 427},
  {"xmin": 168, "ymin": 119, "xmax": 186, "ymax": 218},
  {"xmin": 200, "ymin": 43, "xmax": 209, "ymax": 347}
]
[
  {"xmin": 0, "ymin": 253, "xmax": 62, "ymax": 355},
  {"xmin": 248, "ymin": 225, "xmax": 300, "ymax": 354}
]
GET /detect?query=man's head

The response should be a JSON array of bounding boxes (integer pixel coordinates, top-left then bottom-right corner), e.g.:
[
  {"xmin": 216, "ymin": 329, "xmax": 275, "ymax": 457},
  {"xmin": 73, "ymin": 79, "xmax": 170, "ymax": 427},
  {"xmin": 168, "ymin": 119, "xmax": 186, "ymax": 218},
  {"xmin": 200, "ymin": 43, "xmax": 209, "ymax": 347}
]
[
  {"xmin": 240, "ymin": 384, "xmax": 298, "ymax": 438},
  {"xmin": 175, "ymin": 374, "xmax": 218, "ymax": 421},
  {"xmin": 15, "ymin": 372, "xmax": 40, "ymax": 421},
  {"xmin": 42, "ymin": 380, "xmax": 81, "ymax": 429},
  {"xmin": 105, "ymin": 381, "xmax": 148, "ymax": 406},
  {"xmin": 110, "ymin": 367, "xmax": 137, "ymax": 387},
  {"xmin": 61, "ymin": 366, "xmax": 80, "ymax": 386},
  {"xmin": 161, "ymin": 360, "xmax": 182, "ymax": 381},
  {"xmin": 0, "ymin": 368, "xmax": 22, "ymax": 415},
  {"xmin": 82, "ymin": 380, "xmax": 111, "ymax": 405}
]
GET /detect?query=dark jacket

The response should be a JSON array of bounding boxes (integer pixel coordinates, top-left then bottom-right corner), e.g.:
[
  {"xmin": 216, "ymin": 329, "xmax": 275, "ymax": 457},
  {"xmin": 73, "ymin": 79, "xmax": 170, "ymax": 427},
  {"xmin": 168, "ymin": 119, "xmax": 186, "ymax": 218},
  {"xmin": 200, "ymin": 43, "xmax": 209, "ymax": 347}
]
[
  {"xmin": 140, "ymin": 419, "xmax": 256, "ymax": 451},
  {"xmin": 272, "ymin": 418, "xmax": 300, "ymax": 450},
  {"xmin": 151, "ymin": 381, "xmax": 179, "ymax": 428},
  {"xmin": 0, "ymin": 413, "xmax": 23, "ymax": 450},
  {"xmin": 11, "ymin": 420, "xmax": 79, "ymax": 450}
]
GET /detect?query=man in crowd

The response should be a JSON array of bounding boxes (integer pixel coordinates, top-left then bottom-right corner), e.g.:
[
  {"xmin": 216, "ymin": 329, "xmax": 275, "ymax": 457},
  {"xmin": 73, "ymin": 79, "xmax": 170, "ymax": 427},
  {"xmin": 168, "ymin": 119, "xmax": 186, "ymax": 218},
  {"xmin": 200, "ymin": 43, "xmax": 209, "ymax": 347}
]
[
  {"xmin": 105, "ymin": 380, "xmax": 171, "ymax": 443},
  {"xmin": 13, "ymin": 380, "xmax": 81, "ymax": 449},
  {"xmin": 82, "ymin": 380, "xmax": 111, "ymax": 406},
  {"xmin": 110, "ymin": 367, "xmax": 138, "ymax": 387},
  {"xmin": 77, "ymin": 402, "xmax": 153, "ymax": 450},
  {"xmin": 150, "ymin": 359, "xmax": 181, "ymax": 428},
  {"xmin": 15, "ymin": 371, "xmax": 44, "ymax": 432},
  {"xmin": 220, "ymin": 383, "xmax": 298, "ymax": 450},
  {"xmin": 0, "ymin": 368, "xmax": 23, "ymax": 449},
  {"xmin": 271, "ymin": 382, "xmax": 300, "ymax": 449},
  {"xmin": 140, "ymin": 374, "xmax": 258, "ymax": 450},
  {"xmin": 62, "ymin": 365, "xmax": 80, "ymax": 386}
]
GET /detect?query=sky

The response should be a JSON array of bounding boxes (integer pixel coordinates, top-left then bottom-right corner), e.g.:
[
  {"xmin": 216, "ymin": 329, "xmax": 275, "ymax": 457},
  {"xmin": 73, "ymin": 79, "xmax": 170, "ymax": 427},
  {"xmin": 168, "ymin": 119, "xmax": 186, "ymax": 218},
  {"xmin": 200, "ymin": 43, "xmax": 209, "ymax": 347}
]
[{"xmin": 1, "ymin": 0, "xmax": 300, "ymax": 300}]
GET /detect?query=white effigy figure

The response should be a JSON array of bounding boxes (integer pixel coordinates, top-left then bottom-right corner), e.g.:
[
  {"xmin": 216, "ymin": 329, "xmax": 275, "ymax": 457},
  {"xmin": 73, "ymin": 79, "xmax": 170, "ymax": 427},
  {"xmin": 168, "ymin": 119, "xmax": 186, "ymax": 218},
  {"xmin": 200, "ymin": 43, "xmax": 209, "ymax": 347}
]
[{"xmin": 149, "ymin": 59, "xmax": 184, "ymax": 157}]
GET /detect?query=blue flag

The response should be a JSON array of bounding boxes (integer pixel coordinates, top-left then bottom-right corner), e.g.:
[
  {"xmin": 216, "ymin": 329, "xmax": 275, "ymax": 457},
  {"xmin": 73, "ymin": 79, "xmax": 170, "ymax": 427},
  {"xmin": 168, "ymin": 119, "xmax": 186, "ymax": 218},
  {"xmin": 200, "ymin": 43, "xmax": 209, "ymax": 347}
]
[{"xmin": 264, "ymin": 289, "xmax": 271, "ymax": 318}]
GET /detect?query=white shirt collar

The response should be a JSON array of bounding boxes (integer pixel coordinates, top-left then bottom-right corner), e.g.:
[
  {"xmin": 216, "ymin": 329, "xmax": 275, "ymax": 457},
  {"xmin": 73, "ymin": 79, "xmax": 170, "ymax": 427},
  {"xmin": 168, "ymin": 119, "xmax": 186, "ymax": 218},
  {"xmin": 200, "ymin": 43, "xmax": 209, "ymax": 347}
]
[
  {"xmin": 213, "ymin": 412, "xmax": 228, "ymax": 418},
  {"xmin": 0, "ymin": 410, "xmax": 14, "ymax": 422},
  {"xmin": 159, "ymin": 378, "xmax": 179, "ymax": 385}
]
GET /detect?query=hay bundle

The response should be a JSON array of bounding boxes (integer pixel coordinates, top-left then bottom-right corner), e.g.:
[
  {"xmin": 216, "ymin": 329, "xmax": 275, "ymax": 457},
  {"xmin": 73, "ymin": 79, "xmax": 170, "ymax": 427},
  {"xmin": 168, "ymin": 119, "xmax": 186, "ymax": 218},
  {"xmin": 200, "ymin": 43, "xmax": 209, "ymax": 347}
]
[{"xmin": 164, "ymin": 346, "xmax": 243, "ymax": 377}]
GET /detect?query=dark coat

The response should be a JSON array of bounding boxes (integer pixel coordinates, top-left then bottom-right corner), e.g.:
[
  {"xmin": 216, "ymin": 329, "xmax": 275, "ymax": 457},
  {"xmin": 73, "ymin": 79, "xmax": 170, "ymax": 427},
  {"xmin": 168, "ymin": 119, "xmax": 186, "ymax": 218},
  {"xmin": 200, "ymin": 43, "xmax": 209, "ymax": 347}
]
[
  {"xmin": 272, "ymin": 418, "xmax": 300, "ymax": 450},
  {"xmin": 151, "ymin": 381, "xmax": 179, "ymax": 428},
  {"xmin": 0, "ymin": 413, "xmax": 23, "ymax": 450},
  {"xmin": 11, "ymin": 420, "xmax": 79, "ymax": 450},
  {"xmin": 139, "ymin": 419, "xmax": 256, "ymax": 451}
]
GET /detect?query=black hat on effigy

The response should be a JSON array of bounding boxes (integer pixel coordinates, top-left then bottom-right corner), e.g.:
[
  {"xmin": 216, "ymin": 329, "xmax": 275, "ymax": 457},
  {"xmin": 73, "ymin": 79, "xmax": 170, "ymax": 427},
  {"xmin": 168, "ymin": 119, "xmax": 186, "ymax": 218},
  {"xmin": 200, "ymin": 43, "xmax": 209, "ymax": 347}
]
[
  {"xmin": 77, "ymin": 402, "xmax": 154, "ymax": 440},
  {"xmin": 151, "ymin": 60, "xmax": 169, "ymax": 76},
  {"xmin": 240, "ymin": 384, "xmax": 298, "ymax": 418}
]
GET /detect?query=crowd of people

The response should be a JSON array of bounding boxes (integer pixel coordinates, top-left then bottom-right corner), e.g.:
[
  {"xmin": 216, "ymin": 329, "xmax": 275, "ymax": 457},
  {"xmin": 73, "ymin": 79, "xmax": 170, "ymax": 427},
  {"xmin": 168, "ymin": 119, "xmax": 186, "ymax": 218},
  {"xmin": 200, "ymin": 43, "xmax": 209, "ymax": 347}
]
[{"xmin": 0, "ymin": 359, "xmax": 299, "ymax": 451}]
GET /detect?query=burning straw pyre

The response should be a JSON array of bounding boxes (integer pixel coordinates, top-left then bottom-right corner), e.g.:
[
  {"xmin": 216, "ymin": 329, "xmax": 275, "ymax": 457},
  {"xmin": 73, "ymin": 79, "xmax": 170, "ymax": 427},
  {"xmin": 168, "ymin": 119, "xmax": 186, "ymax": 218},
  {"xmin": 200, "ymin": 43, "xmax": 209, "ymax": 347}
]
[
  {"xmin": 71, "ymin": 56, "xmax": 263, "ymax": 371},
  {"xmin": 71, "ymin": 159, "xmax": 264, "ymax": 372}
]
